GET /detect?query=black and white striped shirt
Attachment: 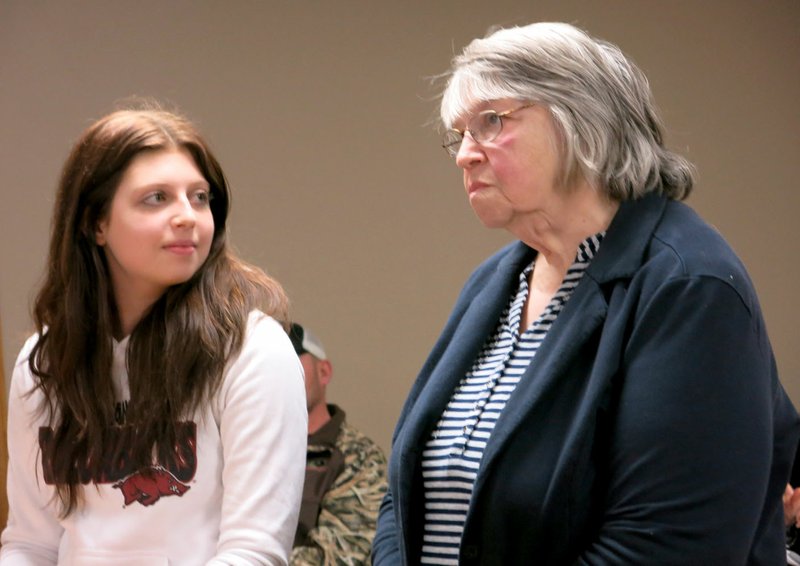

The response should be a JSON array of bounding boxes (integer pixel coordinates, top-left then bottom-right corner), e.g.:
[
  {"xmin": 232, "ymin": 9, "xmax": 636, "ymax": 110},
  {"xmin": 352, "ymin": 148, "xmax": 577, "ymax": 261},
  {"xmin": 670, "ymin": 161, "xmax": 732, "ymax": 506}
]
[{"xmin": 420, "ymin": 234, "xmax": 604, "ymax": 564}]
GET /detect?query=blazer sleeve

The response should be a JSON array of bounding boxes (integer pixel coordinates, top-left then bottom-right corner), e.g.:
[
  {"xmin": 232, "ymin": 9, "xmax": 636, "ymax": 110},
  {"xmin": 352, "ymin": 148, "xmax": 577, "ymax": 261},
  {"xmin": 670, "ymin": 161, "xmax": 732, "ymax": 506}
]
[
  {"xmin": 372, "ymin": 489, "xmax": 403, "ymax": 564},
  {"xmin": 373, "ymin": 248, "xmax": 512, "ymax": 565},
  {"xmin": 578, "ymin": 275, "xmax": 789, "ymax": 564},
  {"xmin": 375, "ymin": 242, "xmax": 530, "ymax": 565}
]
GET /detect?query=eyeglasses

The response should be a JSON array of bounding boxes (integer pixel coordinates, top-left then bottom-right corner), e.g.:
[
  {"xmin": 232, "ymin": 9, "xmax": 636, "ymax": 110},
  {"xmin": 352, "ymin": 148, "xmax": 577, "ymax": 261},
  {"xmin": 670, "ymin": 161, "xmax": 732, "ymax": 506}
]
[{"xmin": 441, "ymin": 103, "xmax": 535, "ymax": 158}]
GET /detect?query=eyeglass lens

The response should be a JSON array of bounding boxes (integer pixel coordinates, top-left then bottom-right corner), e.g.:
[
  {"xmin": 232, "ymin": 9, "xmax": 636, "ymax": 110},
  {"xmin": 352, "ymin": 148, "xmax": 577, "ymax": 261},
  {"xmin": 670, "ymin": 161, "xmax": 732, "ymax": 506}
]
[{"xmin": 442, "ymin": 110, "xmax": 503, "ymax": 157}]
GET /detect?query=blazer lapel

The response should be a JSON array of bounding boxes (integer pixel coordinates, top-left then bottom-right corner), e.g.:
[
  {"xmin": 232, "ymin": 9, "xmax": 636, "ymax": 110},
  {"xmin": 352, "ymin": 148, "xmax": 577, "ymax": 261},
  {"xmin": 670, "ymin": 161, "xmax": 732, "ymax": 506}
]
[
  {"xmin": 397, "ymin": 242, "xmax": 534, "ymax": 457},
  {"xmin": 473, "ymin": 275, "xmax": 609, "ymax": 489},
  {"xmin": 470, "ymin": 194, "xmax": 668, "ymax": 489}
]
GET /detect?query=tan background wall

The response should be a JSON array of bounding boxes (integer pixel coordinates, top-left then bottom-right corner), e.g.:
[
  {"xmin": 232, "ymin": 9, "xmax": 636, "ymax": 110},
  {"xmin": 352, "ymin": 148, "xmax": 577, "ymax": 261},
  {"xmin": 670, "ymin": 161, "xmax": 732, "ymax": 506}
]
[{"xmin": 1, "ymin": 1, "xmax": 798, "ymax": 454}]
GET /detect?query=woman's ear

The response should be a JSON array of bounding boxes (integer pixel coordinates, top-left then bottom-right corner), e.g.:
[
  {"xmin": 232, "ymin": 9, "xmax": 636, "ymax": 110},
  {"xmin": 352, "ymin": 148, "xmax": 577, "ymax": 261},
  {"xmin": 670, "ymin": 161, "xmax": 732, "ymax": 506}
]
[{"xmin": 95, "ymin": 220, "xmax": 107, "ymax": 246}]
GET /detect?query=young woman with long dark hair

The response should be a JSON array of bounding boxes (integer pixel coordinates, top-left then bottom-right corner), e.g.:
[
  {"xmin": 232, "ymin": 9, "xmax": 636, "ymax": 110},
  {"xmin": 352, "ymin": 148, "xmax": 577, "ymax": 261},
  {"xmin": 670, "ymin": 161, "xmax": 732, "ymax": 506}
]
[{"xmin": 1, "ymin": 105, "xmax": 306, "ymax": 564}]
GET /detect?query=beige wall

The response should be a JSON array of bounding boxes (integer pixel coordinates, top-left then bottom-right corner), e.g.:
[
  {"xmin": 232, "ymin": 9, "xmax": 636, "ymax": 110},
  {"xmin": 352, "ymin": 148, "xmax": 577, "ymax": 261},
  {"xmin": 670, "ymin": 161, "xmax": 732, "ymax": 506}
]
[{"xmin": 1, "ymin": 0, "xmax": 798, "ymax": 453}]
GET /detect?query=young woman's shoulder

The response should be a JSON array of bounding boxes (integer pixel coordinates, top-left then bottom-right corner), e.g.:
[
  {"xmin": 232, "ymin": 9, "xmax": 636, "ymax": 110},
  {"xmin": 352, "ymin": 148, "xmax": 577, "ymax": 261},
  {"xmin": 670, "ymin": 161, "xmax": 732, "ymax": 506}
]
[
  {"xmin": 7, "ymin": 333, "xmax": 48, "ymax": 417},
  {"xmin": 225, "ymin": 310, "xmax": 301, "ymax": 382},
  {"xmin": 211, "ymin": 310, "xmax": 305, "ymax": 427},
  {"xmin": 11, "ymin": 332, "xmax": 42, "ymax": 385},
  {"xmin": 242, "ymin": 310, "xmax": 292, "ymax": 351}
]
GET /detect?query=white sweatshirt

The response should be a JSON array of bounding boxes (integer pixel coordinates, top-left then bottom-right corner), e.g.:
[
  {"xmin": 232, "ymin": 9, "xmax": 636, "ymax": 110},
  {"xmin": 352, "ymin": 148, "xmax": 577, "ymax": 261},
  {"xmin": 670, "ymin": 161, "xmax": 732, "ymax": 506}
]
[{"xmin": 1, "ymin": 311, "xmax": 307, "ymax": 565}]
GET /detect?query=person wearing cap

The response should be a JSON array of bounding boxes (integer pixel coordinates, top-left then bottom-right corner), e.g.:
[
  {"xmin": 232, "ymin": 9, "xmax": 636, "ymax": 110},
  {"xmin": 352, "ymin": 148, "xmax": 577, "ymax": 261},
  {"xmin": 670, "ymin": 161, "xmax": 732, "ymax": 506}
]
[{"xmin": 288, "ymin": 322, "xmax": 388, "ymax": 565}]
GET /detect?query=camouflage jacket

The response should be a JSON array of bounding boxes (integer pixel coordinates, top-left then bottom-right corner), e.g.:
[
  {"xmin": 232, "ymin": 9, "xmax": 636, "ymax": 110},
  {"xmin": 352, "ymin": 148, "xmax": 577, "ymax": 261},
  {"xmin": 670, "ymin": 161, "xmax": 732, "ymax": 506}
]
[{"xmin": 291, "ymin": 404, "xmax": 388, "ymax": 566}]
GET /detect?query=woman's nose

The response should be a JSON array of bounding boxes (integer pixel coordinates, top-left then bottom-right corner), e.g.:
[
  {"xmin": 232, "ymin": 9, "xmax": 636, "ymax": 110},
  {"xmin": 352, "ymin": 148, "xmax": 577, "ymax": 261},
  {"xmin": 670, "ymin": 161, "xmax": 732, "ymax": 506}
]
[
  {"xmin": 455, "ymin": 132, "xmax": 485, "ymax": 168},
  {"xmin": 171, "ymin": 197, "xmax": 197, "ymax": 228}
]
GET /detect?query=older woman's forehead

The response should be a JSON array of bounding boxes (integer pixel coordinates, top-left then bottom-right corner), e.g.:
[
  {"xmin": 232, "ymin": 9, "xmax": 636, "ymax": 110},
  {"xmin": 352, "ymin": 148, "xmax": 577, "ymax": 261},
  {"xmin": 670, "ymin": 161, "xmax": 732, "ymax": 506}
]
[
  {"xmin": 449, "ymin": 97, "xmax": 524, "ymax": 127},
  {"xmin": 449, "ymin": 99, "xmax": 484, "ymax": 126},
  {"xmin": 442, "ymin": 71, "xmax": 525, "ymax": 125}
]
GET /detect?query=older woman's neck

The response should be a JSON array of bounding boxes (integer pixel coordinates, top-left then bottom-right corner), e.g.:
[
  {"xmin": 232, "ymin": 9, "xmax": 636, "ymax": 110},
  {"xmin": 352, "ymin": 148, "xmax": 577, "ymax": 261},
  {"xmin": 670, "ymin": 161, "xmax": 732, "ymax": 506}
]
[
  {"xmin": 518, "ymin": 183, "xmax": 619, "ymax": 272},
  {"xmin": 519, "ymin": 187, "xmax": 618, "ymax": 329}
]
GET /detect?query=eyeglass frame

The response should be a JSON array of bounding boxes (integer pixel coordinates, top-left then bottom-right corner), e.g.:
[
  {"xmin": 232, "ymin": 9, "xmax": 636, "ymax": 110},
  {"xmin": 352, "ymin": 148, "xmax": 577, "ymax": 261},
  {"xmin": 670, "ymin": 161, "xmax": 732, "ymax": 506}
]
[{"xmin": 441, "ymin": 102, "xmax": 536, "ymax": 158}]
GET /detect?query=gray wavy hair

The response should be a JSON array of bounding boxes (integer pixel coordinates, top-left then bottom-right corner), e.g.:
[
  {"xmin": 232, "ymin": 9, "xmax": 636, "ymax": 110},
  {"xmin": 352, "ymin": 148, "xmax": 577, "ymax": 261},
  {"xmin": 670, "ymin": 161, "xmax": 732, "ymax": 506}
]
[{"xmin": 440, "ymin": 22, "xmax": 694, "ymax": 201}]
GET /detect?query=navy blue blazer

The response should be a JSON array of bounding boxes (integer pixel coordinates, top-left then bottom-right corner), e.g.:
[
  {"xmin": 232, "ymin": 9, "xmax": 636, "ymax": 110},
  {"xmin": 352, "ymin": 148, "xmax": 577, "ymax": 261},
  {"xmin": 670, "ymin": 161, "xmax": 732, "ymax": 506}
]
[{"xmin": 373, "ymin": 194, "xmax": 799, "ymax": 565}]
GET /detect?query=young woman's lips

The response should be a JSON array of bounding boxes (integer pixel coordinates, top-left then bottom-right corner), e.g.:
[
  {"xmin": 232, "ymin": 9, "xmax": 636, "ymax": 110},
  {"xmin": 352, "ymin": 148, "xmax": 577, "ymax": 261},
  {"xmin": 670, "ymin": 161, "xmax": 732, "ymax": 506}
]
[{"xmin": 164, "ymin": 241, "xmax": 197, "ymax": 255}]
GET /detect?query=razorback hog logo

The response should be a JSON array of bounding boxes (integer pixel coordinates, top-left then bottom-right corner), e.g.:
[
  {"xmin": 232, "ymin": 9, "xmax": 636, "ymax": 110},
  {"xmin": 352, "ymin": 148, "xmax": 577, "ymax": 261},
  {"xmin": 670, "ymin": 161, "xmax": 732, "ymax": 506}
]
[
  {"xmin": 39, "ymin": 421, "xmax": 197, "ymax": 509},
  {"xmin": 113, "ymin": 466, "xmax": 190, "ymax": 506}
]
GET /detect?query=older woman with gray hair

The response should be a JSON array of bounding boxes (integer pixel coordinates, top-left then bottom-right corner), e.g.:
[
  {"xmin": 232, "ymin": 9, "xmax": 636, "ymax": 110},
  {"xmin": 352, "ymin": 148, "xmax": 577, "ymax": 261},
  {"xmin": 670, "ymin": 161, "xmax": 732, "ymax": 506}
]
[{"xmin": 373, "ymin": 22, "xmax": 798, "ymax": 565}]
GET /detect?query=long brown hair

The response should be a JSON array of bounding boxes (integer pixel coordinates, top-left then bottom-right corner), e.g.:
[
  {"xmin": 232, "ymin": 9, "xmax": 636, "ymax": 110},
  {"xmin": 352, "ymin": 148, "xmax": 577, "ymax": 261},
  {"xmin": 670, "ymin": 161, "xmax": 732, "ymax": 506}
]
[{"xmin": 29, "ymin": 104, "xmax": 288, "ymax": 516}]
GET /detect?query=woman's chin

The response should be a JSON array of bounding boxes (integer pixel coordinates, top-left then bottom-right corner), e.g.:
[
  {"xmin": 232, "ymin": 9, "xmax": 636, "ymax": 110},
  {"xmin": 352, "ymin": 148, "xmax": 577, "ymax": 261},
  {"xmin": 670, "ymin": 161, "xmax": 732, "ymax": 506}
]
[{"xmin": 471, "ymin": 205, "xmax": 511, "ymax": 231}]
